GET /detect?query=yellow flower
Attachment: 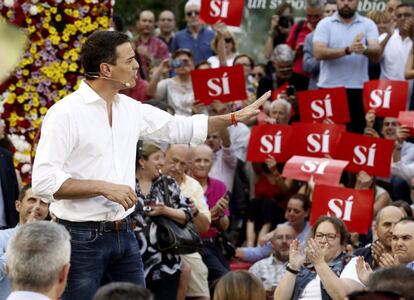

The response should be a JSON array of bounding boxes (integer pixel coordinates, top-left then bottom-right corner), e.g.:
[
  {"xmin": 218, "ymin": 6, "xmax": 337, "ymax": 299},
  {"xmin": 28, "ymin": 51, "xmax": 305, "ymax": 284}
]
[
  {"xmin": 74, "ymin": 20, "xmax": 82, "ymax": 28},
  {"xmin": 24, "ymin": 104, "xmax": 31, "ymax": 111},
  {"xmin": 6, "ymin": 94, "xmax": 15, "ymax": 104},
  {"xmin": 30, "ymin": 108, "xmax": 38, "ymax": 115},
  {"xmin": 64, "ymin": 9, "xmax": 72, "ymax": 16},
  {"xmin": 22, "ymin": 70, "xmax": 29, "ymax": 76},
  {"xmin": 39, "ymin": 107, "xmax": 48, "ymax": 115},
  {"xmin": 17, "ymin": 95, "xmax": 25, "ymax": 103},
  {"xmin": 62, "ymin": 35, "xmax": 70, "ymax": 42},
  {"xmin": 9, "ymin": 85, "xmax": 15, "ymax": 91},
  {"xmin": 43, "ymin": 23, "xmax": 49, "ymax": 29},
  {"xmin": 50, "ymin": 35, "xmax": 60, "ymax": 45},
  {"xmin": 50, "ymin": 7, "xmax": 57, "ymax": 14},
  {"xmin": 60, "ymin": 78, "xmax": 67, "ymax": 85},
  {"xmin": 73, "ymin": 10, "xmax": 79, "ymax": 18},
  {"xmin": 33, "ymin": 118, "xmax": 42, "ymax": 129},
  {"xmin": 32, "ymin": 99, "xmax": 39, "ymax": 107},
  {"xmin": 28, "ymin": 26, "xmax": 36, "ymax": 34},
  {"xmin": 48, "ymin": 27, "xmax": 57, "ymax": 35},
  {"xmin": 69, "ymin": 63, "xmax": 77, "ymax": 72},
  {"xmin": 56, "ymin": 14, "xmax": 62, "ymax": 22},
  {"xmin": 16, "ymin": 81, "xmax": 22, "ymax": 88},
  {"xmin": 6, "ymin": 11, "xmax": 12, "ymax": 18},
  {"xmin": 26, "ymin": 18, "xmax": 32, "ymax": 24}
]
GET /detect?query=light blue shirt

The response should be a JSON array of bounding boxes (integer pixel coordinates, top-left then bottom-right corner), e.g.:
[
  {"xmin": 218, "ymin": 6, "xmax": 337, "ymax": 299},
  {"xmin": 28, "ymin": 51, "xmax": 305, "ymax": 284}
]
[
  {"xmin": 313, "ymin": 12, "xmax": 379, "ymax": 89},
  {"xmin": 0, "ymin": 228, "xmax": 16, "ymax": 300},
  {"xmin": 6, "ymin": 291, "xmax": 51, "ymax": 300}
]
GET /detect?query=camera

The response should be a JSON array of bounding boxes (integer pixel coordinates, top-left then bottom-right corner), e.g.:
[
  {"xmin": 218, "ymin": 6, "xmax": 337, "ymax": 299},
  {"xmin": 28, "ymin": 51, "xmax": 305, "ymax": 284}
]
[
  {"xmin": 278, "ymin": 15, "xmax": 294, "ymax": 29},
  {"xmin": 143, "ymin": 206, "xmax": 152, "ymax": 213},
  {"xmin": 286, "ymin": 85, "xmax": 296, "ymax": 97},
  {"xmin": 170, "ymin": 59, "xmax": 186, "ymax": 69}
]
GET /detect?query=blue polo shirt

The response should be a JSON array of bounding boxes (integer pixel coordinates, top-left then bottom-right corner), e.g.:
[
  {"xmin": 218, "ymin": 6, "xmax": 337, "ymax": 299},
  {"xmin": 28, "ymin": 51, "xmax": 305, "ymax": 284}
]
[
  {"xmin": 314, "ymin": 12, "xmax": 379, "ymax": 89},
  {"xmin": 171, "ymin": 26, "xmax": 214, "ymax": 64}
]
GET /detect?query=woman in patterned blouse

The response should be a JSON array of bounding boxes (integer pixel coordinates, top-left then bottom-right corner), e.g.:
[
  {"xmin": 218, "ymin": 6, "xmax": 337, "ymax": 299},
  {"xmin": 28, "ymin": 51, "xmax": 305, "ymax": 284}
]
[{"xmin": 133, "ymin": 141, "xmax": 192, "ymax": 300}]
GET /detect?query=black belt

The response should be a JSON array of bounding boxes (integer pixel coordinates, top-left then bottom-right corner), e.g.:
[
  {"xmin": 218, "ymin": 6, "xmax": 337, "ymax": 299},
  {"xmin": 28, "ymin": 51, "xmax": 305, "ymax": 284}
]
[{"xmin": 56, "ymin": 217, "xmax": 136, "ymax": 233}]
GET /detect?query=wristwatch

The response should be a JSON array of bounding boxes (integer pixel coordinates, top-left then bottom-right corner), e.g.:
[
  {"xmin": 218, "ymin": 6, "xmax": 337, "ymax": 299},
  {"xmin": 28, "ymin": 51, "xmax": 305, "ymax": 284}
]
[{"xmin": 345, "ymin": 47, "xmax": 352, "ymax": 55}]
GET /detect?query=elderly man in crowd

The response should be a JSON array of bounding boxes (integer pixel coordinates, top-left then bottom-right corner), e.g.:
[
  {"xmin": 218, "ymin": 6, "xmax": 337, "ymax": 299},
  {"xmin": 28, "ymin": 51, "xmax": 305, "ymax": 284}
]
[
  {"xmin": 5, "ymin": 221, "xmax": 70, "ymax": 300},
  {"xmin": 0, "ymin": 184, "xmax": 49, "ymax": 299}
]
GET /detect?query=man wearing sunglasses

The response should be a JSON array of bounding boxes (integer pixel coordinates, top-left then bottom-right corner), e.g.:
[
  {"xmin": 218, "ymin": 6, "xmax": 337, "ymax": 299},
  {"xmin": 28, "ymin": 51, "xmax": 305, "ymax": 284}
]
[{"xmin": 171, "ymin": 0, "xmax": 214, "ymax": 65}]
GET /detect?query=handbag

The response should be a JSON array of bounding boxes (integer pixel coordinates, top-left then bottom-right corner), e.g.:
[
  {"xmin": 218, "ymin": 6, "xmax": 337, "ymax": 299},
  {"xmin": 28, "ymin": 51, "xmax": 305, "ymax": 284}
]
[
  {"xmin": 153, "ymin": 177, "xmax": 202, "ymax": 255},
  {"xmin": 214, "ymin": 231, "xmax": 236, "ymax": 259}
]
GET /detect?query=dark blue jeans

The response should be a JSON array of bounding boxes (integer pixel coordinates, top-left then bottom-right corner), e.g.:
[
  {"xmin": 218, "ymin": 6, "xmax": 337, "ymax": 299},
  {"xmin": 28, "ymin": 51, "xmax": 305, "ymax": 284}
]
[{"xmin": 61, "ymin": 224, "xmax": 145, "ymax": 300}]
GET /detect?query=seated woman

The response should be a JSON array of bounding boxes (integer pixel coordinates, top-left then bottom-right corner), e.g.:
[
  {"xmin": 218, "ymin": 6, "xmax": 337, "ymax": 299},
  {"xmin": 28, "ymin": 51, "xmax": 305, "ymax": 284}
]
[
  {"xmin": 133, "ymin": 141, "xmax": 192, "ymax": 300},
  {"xmin": 274, "ymin": 216, "xmax": 352, "ymax": 300}
]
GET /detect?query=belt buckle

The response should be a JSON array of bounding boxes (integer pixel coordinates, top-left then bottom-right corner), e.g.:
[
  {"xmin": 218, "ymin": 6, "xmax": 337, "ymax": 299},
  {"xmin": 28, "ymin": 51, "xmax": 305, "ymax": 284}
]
[{"xmin": 114, "ymin": 220, "xmax": 122, "ymax": 232}]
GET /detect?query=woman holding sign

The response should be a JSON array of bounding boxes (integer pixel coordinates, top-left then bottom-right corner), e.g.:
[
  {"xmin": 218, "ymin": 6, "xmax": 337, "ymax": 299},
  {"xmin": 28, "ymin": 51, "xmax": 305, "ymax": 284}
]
[{"xmin": 274, "ymin": 216, "xmax": 351, "ymax": 300}]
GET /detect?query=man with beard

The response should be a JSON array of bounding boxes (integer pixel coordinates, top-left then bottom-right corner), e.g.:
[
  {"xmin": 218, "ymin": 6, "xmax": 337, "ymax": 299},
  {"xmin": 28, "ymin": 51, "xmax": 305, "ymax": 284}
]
[
  {"xmin": 313, "ymin": 0, "xmax": 381, "ymax": 134},
  {"xmin": 248, "ymin": 224, "xmax": 295, "ymax": 296}
]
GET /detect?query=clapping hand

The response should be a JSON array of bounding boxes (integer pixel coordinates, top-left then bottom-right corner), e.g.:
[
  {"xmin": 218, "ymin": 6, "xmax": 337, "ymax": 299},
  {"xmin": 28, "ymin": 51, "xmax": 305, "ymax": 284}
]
[
  {"xmin": 289, "ymin": 239, "xmax": 306, "ymax": 270},
  {"xmin": 355, "ymin": 256, "xmax": 372, "ymax": 286},
  {"xmin": 306, "ymin": 238, "xmax": 326, "ymax": 266}
]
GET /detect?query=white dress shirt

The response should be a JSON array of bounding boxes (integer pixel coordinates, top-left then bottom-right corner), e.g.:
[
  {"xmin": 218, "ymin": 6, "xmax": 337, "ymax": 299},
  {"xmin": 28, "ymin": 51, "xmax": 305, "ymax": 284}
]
[
  {"xmin": 6, "ymin": 291, "xmax": 51, "ymax": 300},
  {"xmin": 209, "ymin": 147, "xmax": 237, "ymax": 192},
  {"xmin": 32, "ymin": 81, "xmax": 208, "ymax": 222}
]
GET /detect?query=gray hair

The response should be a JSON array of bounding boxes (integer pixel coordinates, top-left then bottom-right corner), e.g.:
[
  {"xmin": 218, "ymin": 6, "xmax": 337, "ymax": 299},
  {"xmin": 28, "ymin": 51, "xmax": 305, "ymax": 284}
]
[
  {"xmin": 185, "ymin": 0, "xmax": 200, "ymax": 11},
  {"xmin": 270, "ymin": 98, "xmax": 292, "ymax": 116},
  {"xmin": 306, "ymin": 0, "xmax": 324, "ymax": 9},
  {"xmin": 272, "ymin": 44, "xmax": 294, "ymax": 63},
  {"xmin": 6, "ymin": 221, "xmax": 71, "ymax": 291}
]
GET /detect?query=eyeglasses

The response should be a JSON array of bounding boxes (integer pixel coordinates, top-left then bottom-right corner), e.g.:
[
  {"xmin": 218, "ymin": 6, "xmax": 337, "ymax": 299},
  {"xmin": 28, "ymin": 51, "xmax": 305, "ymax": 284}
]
[
  {"xmin": 348, "ymin": 290, "xmax": 402, "ymax": 300},
  {"xmin": 383, "ymin": 121, "xmax": 397, "ymax": 126},
  {"xmin": 396, "ymin": 12, "xmax": 413, "ymax": 18},
  {"xmin": 224, "ymin": 38, "xmax": 233, "ymax": 43},
  {"xmin": 186, "ymin": 10, "xmax": 200, "ymax": 17},
  {"xmin": 314, "ymin": 232, "xmax": 338, "ymax": 242},
  {"xmin": 251, "ymin": 73, "xmax": 264, "ymax": 79}
]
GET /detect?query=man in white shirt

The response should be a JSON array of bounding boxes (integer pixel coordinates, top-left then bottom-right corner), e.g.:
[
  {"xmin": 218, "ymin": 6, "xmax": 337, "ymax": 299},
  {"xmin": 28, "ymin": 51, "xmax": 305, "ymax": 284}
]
[
  {"xmin": 31, "ymin": 30, "xmax": 269, "ymax": 300},
  {"xmin": 6, "ymin": 221, "xmax": 70, "ymax": 300}
]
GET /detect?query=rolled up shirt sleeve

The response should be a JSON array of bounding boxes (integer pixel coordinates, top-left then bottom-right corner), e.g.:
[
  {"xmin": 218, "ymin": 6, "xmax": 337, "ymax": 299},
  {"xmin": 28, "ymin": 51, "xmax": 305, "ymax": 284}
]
[
  {"xmin": 391, "ymin": 159, "xmax": 414, "ymax": 184},
  {"xmin": 138, "ymin": 103, "xmax": 208, "ymax": 147},
  {"xmin": 32, "ymin": 104, "xmax": 73, "ymax": 202}
]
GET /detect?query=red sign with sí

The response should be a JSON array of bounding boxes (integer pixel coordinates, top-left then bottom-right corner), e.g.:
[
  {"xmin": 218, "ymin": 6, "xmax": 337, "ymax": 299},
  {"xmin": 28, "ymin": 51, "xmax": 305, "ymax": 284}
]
[
  {"xmin": 363, "ymin": 80, "xmax": 408, "ymax": 117},
  {"xmin": 297, "ymin": 87, "xmax": 349, "ymax": 124},
  {"xmin": 246, "ymin": 125, "xmax": 293, "ymax": 162},
  {"xmin": 334, "ymin": 132, "xmax": 394, "ymax": 177},
  {"xmin": 200, "ymin": 0, "xmax": 244, "ymax": 27},
  {"xmin": 292, "ymin": 123, "xmax": 346, "ymax": 158},
  {"xmin": 310, "ymin": 184, "xmax": 374, "ymax": 234},
  {"xmin": 281, "ymin": 155, "xmax": 349, "ymax": 186},
  {"xmin": 398, "ymin": 111, "xmax": 414, "ymax": 136},
  {"xmin": 191, "ymin": 65, "xmax": 247, "ymax": 105}
]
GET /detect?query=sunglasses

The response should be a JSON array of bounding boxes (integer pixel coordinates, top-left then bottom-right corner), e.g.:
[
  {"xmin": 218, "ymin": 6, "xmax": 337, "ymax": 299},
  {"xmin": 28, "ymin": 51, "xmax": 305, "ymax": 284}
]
[
  {"xmin": 186, "ymin": 10, "xmax": 200, "ymax": 17},
  {"xmin": 383, "ymin": 121, "xmax": 397, "ymax": 126},
  {"xmin": 224, "ymin": 38, "xmax": 233, "ymax": 43},
  {"xmin": 348, "ymin": 290, "xmax": 402, "ymax": 300},
  {"xmin": 396, "ymin": 13, "xmax": 413, "ymax": 18}
]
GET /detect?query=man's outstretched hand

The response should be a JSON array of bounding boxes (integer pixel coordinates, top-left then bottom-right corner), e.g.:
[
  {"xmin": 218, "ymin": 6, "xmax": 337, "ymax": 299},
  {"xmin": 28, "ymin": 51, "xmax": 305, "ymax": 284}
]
[{"xmin": 235, "ymin": 91, "xmax": 271, "ymax": 123}]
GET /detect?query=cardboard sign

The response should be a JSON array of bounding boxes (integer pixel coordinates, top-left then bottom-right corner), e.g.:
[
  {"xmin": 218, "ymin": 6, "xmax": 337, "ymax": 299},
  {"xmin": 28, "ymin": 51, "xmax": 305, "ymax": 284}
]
[
  {"xmin": 282, "ymin": 155, "xmax": 349, "ymax": 186},
  {"xmin": 310, "ymin": 185, "xmax": 374, "ymax": 234},
  {"xmin": 398, "ymin": 111, "xmax": 414, "ymax": 136},
  {"xmin": 334, "ymin": 132, "xmax": 394, "ymax": 177},
  {"xmin": 191, "ymin": 65, "xmax": 247, "ymax": 105},
  {"xmin": 292, "ymin": 123, "xmax": 346, "ymax": 158},
  {"xmin": 297, "ymin": 87, "xmax": 350, "ymax": 124},
  {"xmin": 363, "ymin": 80, "xmax": 408, "ymax": 117},
  {"xmin": 246, "ymin": 125, "xmax": 293, "ymax": 162},
  {"xmin": 200, "ymin": 0, "xmax": 244, "ymax": 27}
]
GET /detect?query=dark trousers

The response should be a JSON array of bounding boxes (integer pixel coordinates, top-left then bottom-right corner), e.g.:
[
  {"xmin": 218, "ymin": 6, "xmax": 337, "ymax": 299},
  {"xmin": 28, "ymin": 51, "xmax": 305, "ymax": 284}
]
[
  {"xmin": 61, "ymin": 223, "xmax": 145, "ymax": 300},
  {"xmin": 346, "ymin": 89, "xmax": 365, "ymax": 134},
  {"xmin": 146, "ymin": 271, "xmax": 181, "ymax": 300},
  {"xmin": 200, "ymin": 239, "xmax": 230, "ymax": 286}
]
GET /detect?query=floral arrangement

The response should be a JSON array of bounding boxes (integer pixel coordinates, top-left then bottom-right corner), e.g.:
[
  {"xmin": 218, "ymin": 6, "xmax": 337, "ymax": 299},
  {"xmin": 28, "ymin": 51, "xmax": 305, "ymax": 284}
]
[{"xmin": 0, "ymin": 0, "xmax": 112, "ymax": 182}]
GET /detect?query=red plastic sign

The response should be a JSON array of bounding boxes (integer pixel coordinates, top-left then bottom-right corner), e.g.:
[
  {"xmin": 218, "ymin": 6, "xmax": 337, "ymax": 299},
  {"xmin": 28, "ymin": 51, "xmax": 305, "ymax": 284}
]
[
  {"xmin": 200, "ymin": 0, "xmax": 244, "ymax": 27},
  {"xmin": 246, "ymin": 125, "xmax": 293, "ymax": 162},
  {"xmin": 398, "ymin": 111, "xmax": 414, "ymax": 136},
  {"xmin": 191, "ymin": 65, "xmax": 247, "ymax": 104},
  {"xmin": 297, "ymin": 87, "xmax": 349, "ymax": 124},
  {"xmin": 292, "ymin": 123, "xmax": 346, "ymax": 158},
  {"xmin": 281, "ymin": 155, "xmax": 349, "ymax": 186},
  {"xmin": 334, "ymin": 132, "xmax": 394, "ymax": 177},
  {"xmin": 310, "ymin": 185, "xmax": 374, "ymax": 234},
  {"xmin": 363, "ymin": 80, "xmax": 408, "ymax": 117}
]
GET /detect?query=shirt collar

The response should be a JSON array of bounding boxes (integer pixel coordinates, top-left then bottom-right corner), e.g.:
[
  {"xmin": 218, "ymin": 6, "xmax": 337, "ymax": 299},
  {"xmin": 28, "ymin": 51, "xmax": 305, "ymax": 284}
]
[
  {"xmin": 331, "ymin": 11, "xmax": 363, "ymax": 24},
  {"xmin": 7, "ymin": 291, "xmax": 52, "ymax": 300},
  {"xmin": 78, "ymin": 80, "xmax": 121, "ymax": 104}
]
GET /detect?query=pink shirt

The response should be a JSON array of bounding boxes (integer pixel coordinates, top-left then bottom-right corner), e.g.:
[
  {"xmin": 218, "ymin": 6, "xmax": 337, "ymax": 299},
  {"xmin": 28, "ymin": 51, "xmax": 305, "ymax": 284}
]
[{"xmin": 286, "ymin": 21, "xmax": 312, "ymax": 77}]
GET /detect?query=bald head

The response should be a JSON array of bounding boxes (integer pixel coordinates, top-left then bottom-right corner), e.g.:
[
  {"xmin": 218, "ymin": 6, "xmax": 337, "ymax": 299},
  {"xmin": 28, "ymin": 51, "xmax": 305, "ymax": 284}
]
[
  {"xmin": 376, "ymin": 206, "xmax": 406, "ymax": 248},
  {"xmin": 376, "ymin": 206, "xmax": 406, "ymax": 224},
  {"xmin": 191, "ymin": 144, "xmax": 214, "ymax": 180},
  {"xmin": 191, "ymin": 144, "xmax": 214, "ymax": 159},
  {"xmin": 137, "ymin": 10, "xmax": 155, "ymax": 36}
]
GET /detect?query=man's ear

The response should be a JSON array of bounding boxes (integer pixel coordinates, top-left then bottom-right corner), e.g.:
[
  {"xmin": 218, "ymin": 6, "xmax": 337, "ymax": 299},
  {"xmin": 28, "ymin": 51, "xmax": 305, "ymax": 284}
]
[
  {"xmin": 99, "ymin": 63, "xmax": 112, "ymax": 77},
  {"xmin": 15, "ymin": 200, "xmax": 21, "ymax": 213},
  {"xmin": 59, "ymin": 263, "xmax": 70, "ymax": 284}
]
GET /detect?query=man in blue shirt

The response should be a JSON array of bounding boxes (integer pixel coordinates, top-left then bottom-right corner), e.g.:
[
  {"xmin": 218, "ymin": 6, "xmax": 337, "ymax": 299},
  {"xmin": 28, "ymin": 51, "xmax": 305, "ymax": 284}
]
[
  {"xmin": 0, "ymin": 184, "xmax": 49, "ymax": 300},
  {"xmin": 171, "ymin": 0, "xmax": 214, "ymax": 64},
  {"xmin": 313, "ymin": 0, "xmax": 380, "ymax": 133}
]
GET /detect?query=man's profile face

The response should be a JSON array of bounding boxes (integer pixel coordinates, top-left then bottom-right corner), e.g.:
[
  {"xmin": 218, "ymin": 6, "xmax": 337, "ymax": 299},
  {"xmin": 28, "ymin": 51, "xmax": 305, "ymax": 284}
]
[
  {"xmin": 16, "ymin": 188, "xmax": 49, "ymax": 224},
  {"xmin": 109, "ymin": 42, "xmax": 139, "ymax": 89},
  {"xmin": 395, "ymin": 6, "xmax": 414, "ymax": 31},
  {"xmin": 205, "ymin": 132, "xmax": 222, "ymax": 153},
  {"xmin": 162, "ymin": 147, "xmax": 189, "ymax": 182}
]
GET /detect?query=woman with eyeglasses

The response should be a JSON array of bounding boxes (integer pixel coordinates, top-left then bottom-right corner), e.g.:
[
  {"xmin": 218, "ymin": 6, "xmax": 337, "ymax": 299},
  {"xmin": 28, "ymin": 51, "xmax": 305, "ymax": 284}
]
[
  {"xmin": 274, "ymin": 216, "xmax": 352, "ymax": 300},
  {"xmin": 133, "ymin": 141, "xmax": 193, "ymax": 300},
  {"xmin": 207, "ymin": 23, "xmax": 238, "ymax": 68},
  {"xmin": 147, "ymin": 48, "xmax": 196, "ymax": 116}
]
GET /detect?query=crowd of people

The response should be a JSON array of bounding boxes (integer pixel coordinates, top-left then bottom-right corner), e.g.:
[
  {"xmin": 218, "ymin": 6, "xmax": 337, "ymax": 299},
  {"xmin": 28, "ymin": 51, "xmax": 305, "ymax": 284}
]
[{"xmin": 1, "ymin": 0, "xmax": 414, "ymax": 299}]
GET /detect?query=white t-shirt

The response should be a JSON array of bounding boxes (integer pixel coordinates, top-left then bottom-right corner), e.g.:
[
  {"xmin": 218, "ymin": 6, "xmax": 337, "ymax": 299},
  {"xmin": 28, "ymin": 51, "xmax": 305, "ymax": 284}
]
[
  {"xmin": 155, "ymin": 78, "xmax": 194, "ymax": 116},
  {"xmin": 299, "ymin": 276, "xmax": 322, "ymax": 299},
  {"xmin": 207, "ymin": 54, "xmax": 237, "ymax": 68},
  {"xmin": 340, "ymin": 257, "xmax": 365, "ymax": 286}
]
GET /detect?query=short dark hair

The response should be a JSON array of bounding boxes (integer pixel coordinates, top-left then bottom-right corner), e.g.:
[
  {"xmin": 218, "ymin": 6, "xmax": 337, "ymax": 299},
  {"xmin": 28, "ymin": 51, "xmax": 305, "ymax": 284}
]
[
  {"xmin": 81, "ymin": 30, "xmax": 130, "ymax": 80},
  {"xmin": 92, "ymin": 282, "xmax": 153, "ymax": 300},
  {"xmin": 233, "ymin": 54, "xmax": 255, "ymax": 68},
  {"xmin": 311, "ymin": 216, "xmax": 350, "ymax": 246},
  {"xmin": 18, "ymin": 184, "xmax": 32, "ymax": 202},
  {"xmin": 289, "ymin": 193, "xmax": 311, "ymax": 212},
  {"xmin": 391, "ymin": 201, "xmax": 413, "ymax": 217},
  {"xmin": 172, "ymin": 48, "xmax": 193, "ymax": 59},
  {"xmin": 396, "ymin": 3, "xmax": 414, "ymax": 10},
  {"xmin": 367, "ymin": 266, "xmax": 414, "ymax": 300}
]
